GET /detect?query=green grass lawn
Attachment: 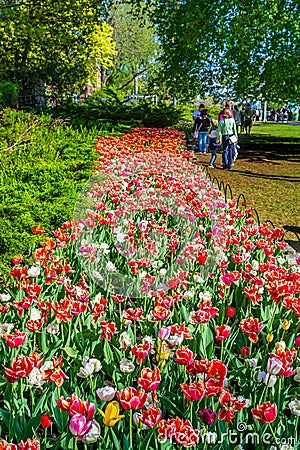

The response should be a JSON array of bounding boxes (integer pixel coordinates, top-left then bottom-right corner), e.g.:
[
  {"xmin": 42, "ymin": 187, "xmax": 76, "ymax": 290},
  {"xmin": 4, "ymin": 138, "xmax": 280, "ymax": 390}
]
[{"xmin": 196, "ymin": 122, "xmax": 300, "ymax": 231}]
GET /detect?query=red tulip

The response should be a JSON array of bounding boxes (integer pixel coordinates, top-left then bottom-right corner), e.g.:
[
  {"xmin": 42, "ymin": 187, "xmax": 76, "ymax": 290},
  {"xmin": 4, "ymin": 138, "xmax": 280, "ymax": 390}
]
[
  {"xmin": 138, "ymin": 366, "xmax": 161, "ymax": 391},
  {"xmin": 198, "ymin": 408, "xmax": 217, "ymax": 425},
  {"xmin": 240, "ymin": 317, "xmax": 263, "ymax": 343},
  {"xmin": 215, "ymin": 325, "xmax": 231, "ymax": 341},
  {"xmin": 251, "ymin": 402, "xmax": 277, "ymax": 424},
  {"xmin": 0, "ymin": 440, "xmax": 18, "ymax": 450},
  {"xmin": 175, "ymin": 346, "xmax": 195, "ymax": 365},
  {"xmin": 18, "ymin": 438, "xmax": 40, "ymax": 450},
  {"xmin": 131, "ymin": 341, "xmax": 153, "ymax": 364},
  {"xmin": 4, "ymin": 353, "xmax": 43, "ymax": 383},
  {"xmin": 226, "ymin": 307, "xmax": 235, "ymax": 317},
  {"xmin": 40, "ymin": 413, "xmax": 52, "ymax": 428},
  {"xmin": 3, "ymin": 330, "xmax": 28, "ymax": 348},
  {"xmin": 241, "ymin": 346, "xmax": 250, "ymax": 356},
  {"xmin": 206, "ymin": 360, "xmax": 227, "ymax": 388},
  {"xmin": 32, "ymin": 226, "xmax": 45, "ymax": 235},
  {"xmin": 139, "ymin": 406, "xmax": 162, "ymax": 428},
  {"xmin": 180, "ymin": 381, "xmax": 206, "ymax": 402},
  {"xmin": 11, "ymin": 254, "xmax": 23, "ymax": 265},
  {"xmin": 117, "ymin": 387, "xmax": 147, "ymax": 410}
]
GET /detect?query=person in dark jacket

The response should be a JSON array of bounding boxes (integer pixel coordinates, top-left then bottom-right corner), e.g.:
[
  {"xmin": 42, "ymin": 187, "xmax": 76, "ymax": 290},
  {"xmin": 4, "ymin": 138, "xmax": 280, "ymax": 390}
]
[
  {"xmin": 207, "ymin": 129, "xmax": 220, "ymax": 168},
  {"xmin": 192, "ymin": 109, "xmax": 211, "ymax": 153}
]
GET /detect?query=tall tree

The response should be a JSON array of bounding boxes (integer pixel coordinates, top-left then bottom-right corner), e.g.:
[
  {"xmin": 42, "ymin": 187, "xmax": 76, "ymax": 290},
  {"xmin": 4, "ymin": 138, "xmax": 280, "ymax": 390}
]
[
  {"xmin": 127, "ymin": 0, "xmax": 300, "ymax": 102},
  {"xmin": 100, "ymin": 1, "xmax": 159, "ymax": 95},
  {"xmin": 0, "ymin": 0, "xmax": 116, "ymax": 95}
]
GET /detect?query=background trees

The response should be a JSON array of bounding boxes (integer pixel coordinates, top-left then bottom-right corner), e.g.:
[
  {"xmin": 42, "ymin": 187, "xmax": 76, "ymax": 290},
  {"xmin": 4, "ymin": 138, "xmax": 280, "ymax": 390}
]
[
  {"xmin": 97, "ymin": 1, "xmax": 159, "ymax": 95},
  {"xmin": 0, "ymin": 0, "xmax": 299, "ymax": 104},
  {"xmin": 0, "ymin": 0, "xmax": 115, "ymax": 97},
  {"xmin": 130, "ymin": 0, "xmax": 300, "ymax": 102}
]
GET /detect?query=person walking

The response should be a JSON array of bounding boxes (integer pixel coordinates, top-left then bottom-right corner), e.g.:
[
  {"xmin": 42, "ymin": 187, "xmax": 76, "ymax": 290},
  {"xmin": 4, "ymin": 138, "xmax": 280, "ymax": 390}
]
[
  {"xmin": 218, "ymin": 100, "xmax": 234, "ymax": 121},
  {"xmin": 233, "ymin": 105, "xmax": 242, "ymax": 133},
  {"xmin": 244, "ymin": 103, "xmax": 254, "ymax": 135},
  {"xmin": 217, "ymin": 109, "xmax": 238, "ymax": 170},
  {"xmin": 192, "ymin": 104, "xmax": 205, "ymax": 121},
  {"xmin": 207, "ymin": 129, "xmax": 220, "ymax": 168},
  {"xmin": 191, "ymin": 103, "xmax": 205, "ymax": 150},
  {"xmin": 240, "ymin": 107, "xmax": 245, "ymax": 132},
  {"xmin": 193, "ymin": 109, "xmax": 211, "ymax": 153}
]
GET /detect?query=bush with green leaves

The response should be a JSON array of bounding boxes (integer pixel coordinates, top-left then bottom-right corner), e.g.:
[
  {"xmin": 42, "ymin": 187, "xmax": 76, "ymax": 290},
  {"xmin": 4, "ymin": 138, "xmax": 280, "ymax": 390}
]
[
  {"xmin": 0, "ymin": 81, "xmax": 19, "ymax": 108},
  {"xmin": 0, "ymin": 108, "xmax": 108, "ymax": 281}
]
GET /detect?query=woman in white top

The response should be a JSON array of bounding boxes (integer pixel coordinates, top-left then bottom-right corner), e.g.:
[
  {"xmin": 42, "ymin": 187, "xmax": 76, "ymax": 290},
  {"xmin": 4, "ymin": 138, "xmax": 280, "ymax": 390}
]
[{"xmin": 217, "ymin": 109, "xmax": 238, "ymax": 170}]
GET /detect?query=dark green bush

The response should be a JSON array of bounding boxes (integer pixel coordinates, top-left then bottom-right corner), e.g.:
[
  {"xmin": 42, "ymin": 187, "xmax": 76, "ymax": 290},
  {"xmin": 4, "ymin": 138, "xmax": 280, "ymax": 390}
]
[
  {"xmin": 49, "ymin": 99, "xmax": 183, "ymax": 130},
  {"xmin": 0, "ymin": 81, "xmax": 19, "ymax": 108}
]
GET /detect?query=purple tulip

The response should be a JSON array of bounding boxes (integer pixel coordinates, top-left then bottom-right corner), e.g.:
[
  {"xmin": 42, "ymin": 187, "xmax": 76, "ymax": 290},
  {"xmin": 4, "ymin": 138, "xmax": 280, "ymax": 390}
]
[{"xmin": 198, "ymin": 408, "xmax": 217, "ymax": 425}]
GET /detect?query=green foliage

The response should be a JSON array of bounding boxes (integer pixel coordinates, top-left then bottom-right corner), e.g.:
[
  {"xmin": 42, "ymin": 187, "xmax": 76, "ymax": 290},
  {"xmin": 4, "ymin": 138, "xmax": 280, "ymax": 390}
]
[
  {"xmin": 50, "ymin": 99, "xmax": 183, "ymax": 130},
  {"xmin": 127, "ymin": 0, "xmax": 300, "ymax": 101},
  {"xmin": 0, "ymin": 0, "xmax": 115, "ymax": 96},
  {"xmin": 104, "ymin": 1, "xmax": 159, "ymax": 94},
  {"xmin": 0, "ymin": 108, "xmax": 100, "ymax": 279},
  {"xmin": 0, "ymin": 81, "xmax": 19, "ymax": 108}
]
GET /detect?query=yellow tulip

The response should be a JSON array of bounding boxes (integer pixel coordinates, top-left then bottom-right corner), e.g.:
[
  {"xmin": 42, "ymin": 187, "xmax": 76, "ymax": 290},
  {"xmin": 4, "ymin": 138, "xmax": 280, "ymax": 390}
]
[
  {"xmin": 282, "ymin": 319, "xmax": 291, "ymax": 331},
  {"xmin": 99, "ymin": 401, "xmax": 125, "ymax": 427},
  {"xmin": 266, "ymin": 333, "xmax": 274, "ymax": 343},
  {"xmin": 156, "ymin": 341, "xmax": 171, "ymax": 368}
]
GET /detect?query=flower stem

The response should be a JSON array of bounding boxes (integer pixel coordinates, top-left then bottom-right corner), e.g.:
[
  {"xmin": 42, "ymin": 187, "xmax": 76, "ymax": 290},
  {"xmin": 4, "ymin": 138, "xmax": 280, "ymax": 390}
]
[{"xmin": 129, "ymin": 409, "xmax": 133, "ymax": 449}]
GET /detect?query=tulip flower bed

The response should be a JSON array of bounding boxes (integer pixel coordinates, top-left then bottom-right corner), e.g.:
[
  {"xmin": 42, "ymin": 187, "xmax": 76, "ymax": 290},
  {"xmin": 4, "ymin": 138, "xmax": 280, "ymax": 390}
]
[{"xmin": 0, "ymin": 127, "xmax": 300, "ymax": 450}]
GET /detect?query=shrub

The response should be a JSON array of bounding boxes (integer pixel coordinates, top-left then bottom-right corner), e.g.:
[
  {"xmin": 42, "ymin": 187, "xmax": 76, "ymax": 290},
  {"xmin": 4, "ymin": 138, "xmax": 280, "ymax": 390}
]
[{"xmin": 0, "ymin": 81, "xmax": 19, "ymax": 108}]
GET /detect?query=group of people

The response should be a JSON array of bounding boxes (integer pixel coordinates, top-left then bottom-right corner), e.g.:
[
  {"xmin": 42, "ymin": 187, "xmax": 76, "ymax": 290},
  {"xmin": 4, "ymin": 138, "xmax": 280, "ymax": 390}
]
[{"xmin": 191, "ymin": 101, "xmax": 254, "ymax": 170}]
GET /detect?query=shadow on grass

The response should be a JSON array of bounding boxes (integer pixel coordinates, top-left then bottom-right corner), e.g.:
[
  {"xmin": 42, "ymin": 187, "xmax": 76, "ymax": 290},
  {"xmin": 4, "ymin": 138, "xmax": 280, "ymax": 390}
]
[
  {"xmin": 229, "ymin": 169, "xmax": 300, "ymax": 182},
  {"xmin": 237, "ymin": 129, "xmax": 300, "ymax": 163}
]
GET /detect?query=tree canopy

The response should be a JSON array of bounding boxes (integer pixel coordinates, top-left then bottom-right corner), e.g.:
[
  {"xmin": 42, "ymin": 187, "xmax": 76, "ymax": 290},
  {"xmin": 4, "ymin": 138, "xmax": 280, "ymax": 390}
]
[
  {"xmin": 0, "ymin": 0, "xmax": 299, "ymax": 103},
  {"xmin": 0, "ymin": 0, "xmax": 116, "ymax": 94},
  {"xmin": 129, "ymin": 0, "xmax": 300, "ymax": 102}
]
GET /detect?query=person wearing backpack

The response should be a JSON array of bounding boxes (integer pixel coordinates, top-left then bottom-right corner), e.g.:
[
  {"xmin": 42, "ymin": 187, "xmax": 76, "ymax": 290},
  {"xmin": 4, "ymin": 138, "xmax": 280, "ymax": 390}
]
[{"xmin": 193, "ymin": 109, "xmax": 211, "ymax": 153}]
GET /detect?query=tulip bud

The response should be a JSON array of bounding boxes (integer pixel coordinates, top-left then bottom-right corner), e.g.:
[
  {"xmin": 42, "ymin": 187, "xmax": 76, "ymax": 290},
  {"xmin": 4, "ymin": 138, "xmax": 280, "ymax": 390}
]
[
  {"xmin": 96, "ymin": 386, "xmax": 117, "ymax": 402},
  {"xmin": 158, "ymin": 326, "xmax": 171, "ymax": 341},
  {"xmin": 241, "ymin": 346, "xmax": 250, "ymax": 356},
  {"xmin": 295, "ymin": 337, "xmax": 300, "ymax": 347},
  {"xmin": 133, "ymin": 412, "xmax": 142, "ymax": 427},
  {"xmin": 266, "ymin": 333, "xmax": 274, "ymax": 343},
  {"xmin": 267, "ymin": 357, "xmax": 283, "ymax": 375},
  {"xmin": 282, "ymin": 319, "xmax": 291, "ymax": 330},
  {"xmin": 40, "ymin": 413, "xmax": 52, "ymax": 428},
  {"xmin": 226, "ymin": 307, "xmax": 235, "ymax": 317}
]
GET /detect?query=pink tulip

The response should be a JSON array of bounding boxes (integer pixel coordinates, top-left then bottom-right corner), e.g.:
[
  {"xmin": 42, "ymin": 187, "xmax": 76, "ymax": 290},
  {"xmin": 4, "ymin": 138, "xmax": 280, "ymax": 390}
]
[
  {"xmin": 69, "ymin": 414, "xmax": 91, "ymax": 438},
  {"xmin": 158, "ymin": 326, "xmax": 171, "ymax": 341}
]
